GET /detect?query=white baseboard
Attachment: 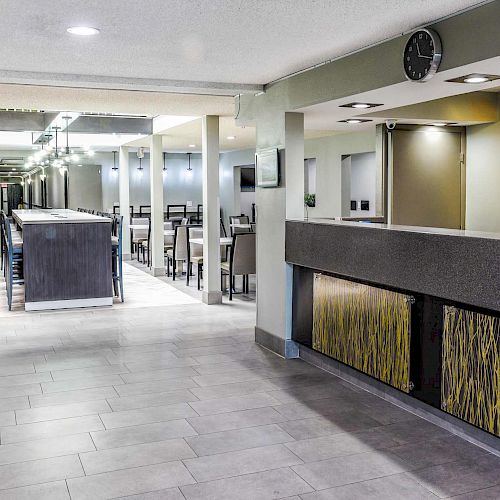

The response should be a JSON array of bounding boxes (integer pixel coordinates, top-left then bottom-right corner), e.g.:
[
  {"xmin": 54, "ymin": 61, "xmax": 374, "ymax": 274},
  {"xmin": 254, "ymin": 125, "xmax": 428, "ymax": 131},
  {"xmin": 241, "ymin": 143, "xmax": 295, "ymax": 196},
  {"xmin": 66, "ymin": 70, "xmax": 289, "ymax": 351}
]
[{"xmin": 25, "ymin": 297, "xmax": 113, "ymax": 311}]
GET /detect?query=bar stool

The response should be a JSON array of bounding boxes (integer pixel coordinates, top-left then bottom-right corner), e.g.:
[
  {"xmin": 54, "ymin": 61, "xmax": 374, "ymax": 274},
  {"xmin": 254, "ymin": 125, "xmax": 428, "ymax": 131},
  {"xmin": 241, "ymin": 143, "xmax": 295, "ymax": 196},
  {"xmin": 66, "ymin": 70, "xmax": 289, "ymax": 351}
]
[
  {"xmin": 111, "ymin": 215, "xmax": 124, "ymax": 302},
  {"xmin": 2, "ymin": 213, "xmax": 24, "ymax": 310}
]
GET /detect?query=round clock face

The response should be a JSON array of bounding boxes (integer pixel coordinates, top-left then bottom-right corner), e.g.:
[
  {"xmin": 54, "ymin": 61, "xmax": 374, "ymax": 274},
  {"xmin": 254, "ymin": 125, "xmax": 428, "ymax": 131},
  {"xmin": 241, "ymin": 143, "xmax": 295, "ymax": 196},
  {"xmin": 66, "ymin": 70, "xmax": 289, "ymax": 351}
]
[{"xmin": 403, "ymin": 29, "xmax": 442, "ymax": 82}]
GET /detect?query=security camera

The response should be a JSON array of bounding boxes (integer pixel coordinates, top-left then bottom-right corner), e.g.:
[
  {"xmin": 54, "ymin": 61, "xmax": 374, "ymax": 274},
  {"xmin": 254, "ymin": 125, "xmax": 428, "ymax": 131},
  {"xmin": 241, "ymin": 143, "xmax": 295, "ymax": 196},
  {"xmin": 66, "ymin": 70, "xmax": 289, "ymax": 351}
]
[
  {"xmin": 386, "ymin": 120, "xmax": 397, "ymax": 130},
  {"xmin": 137, "ymin": 147, "xmax": 145, "ymax": 159}
]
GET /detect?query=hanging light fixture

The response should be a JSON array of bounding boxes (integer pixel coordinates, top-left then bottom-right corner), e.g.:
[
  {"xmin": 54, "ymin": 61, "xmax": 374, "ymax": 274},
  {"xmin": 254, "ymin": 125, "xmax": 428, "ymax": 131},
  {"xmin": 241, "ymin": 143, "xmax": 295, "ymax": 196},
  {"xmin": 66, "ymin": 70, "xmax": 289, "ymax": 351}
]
[
  {"xmin": 186, "ymin": 152, "xmax": 192, "ymax": 171},
  {"xmin": 112, "ymin": 151, "xmax": 118, "ymax": 171},
  {"xmin": 163, "ymin": 152, "xmax": 167, "ymax": 171},
  {"xmin": 137, "ymin": 157, "xmax": 143, "ymax": 172}
]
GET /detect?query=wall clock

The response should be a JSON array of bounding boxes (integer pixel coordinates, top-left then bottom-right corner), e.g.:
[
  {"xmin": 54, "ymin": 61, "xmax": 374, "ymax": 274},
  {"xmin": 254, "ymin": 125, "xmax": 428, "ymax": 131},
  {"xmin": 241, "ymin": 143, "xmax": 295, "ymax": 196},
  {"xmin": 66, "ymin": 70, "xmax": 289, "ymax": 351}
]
[{"xmin": 403, "ymin": 28, "xmax": 442, "ymax": 82}]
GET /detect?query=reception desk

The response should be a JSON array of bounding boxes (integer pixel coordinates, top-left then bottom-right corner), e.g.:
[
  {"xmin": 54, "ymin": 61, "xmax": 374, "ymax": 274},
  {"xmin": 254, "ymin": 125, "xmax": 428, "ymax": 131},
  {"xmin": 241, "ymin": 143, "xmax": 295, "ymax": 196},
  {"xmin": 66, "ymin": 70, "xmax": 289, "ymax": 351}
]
[
  {"xmin": 12, "ymin": 209, "xmax": 112, "ymax": 311},
  {"xmin": 286, "ymin": 218, "xmax": 500, "ymax": 439}
]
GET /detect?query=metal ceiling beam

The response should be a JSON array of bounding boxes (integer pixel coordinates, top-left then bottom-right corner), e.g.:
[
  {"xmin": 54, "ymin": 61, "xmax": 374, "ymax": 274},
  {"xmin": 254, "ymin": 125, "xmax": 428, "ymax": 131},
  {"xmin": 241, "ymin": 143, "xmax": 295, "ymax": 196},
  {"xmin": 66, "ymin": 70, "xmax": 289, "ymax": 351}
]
[{"xmin": 0, "ymin": 111, "xmax": 58, "ymax": 132}]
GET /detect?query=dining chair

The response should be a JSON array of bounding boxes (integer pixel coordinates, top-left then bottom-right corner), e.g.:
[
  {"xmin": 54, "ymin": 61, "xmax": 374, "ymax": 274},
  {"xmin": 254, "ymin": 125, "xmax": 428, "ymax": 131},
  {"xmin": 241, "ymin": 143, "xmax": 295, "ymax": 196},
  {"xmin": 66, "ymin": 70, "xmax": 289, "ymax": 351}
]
[
  {"xmin": 142, "ymin": 221, "xmax": 174, "ymax": 268},
  {"xmin": 2, "ymin": 213, "xmax": 24, "ymax": 310},
  {"xmin": 221, "ymin": 232, "xmax": 256, "ymax": 300},
  {"xmin": 166, "ymin": 225, "xmax": 187, "ymax": 279},
  {"xmin": 188, "ymin": 227, "xmax": 204, "ymax": 289},
  {"xmin": 229, "ymin": 215, "xmax": 252, "ymax": 236},
  {"xmin": 111, "ymin": 215, "xmax": 124, "ymax": 302},
  {"xmin": 131, "ymin": 217, "xmax": 149, "ymax": 260}
]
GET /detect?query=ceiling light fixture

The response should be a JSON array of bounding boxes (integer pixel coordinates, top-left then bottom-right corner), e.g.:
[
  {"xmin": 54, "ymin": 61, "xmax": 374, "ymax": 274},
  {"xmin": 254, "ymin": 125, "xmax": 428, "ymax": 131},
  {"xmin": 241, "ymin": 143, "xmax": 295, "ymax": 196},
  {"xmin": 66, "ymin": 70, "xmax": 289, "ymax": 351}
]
[
  {"xmin": 67, "ymin": 26, "xmax": 100, "ymax": 36},
  {"xmin": 431, "ymin": 122, "xmax": 447, "ymax": 127},
  {"xmin": 338, "ymin": 119, "xmax": 373, "ymax": 124},
  {"xmin": 112, "ymin": 151, "xmax": 118, "ymax": 171},
  {"xmin": 227, "ymin": 136, "xmax": 236, "ymax": 140},
  {"xmin": 137, "ymin": 157, "xmax": 143, "ymax": 172},
  {"xmin": 188, "ymin": 144, "xmax": 196, "ymax": 148},
  {"xmin": 163, "ymin": 152, "xmax": 167, "ymax": 172},
  {"xmin": 446, "ymin": 74, "xmax": 500, "ymax": 84},
  {"xmin": 464, "ymin": 75, "xmax": 489, "ymax": 84},
  {"xmin": 186, "ymin": 152, "xmax": 192, "ymax": 171},
  {"xmin": 340, "ymin": 102, "xmax": 383, "ymax": 109}
]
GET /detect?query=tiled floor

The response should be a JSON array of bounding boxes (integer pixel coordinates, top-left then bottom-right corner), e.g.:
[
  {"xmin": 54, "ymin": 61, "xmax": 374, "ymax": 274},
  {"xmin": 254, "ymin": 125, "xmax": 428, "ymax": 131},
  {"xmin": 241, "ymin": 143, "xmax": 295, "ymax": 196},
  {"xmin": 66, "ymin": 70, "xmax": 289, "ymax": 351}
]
[{"xmin": 0, "ymin": 262, "xmax": 499, "ymax": 499}]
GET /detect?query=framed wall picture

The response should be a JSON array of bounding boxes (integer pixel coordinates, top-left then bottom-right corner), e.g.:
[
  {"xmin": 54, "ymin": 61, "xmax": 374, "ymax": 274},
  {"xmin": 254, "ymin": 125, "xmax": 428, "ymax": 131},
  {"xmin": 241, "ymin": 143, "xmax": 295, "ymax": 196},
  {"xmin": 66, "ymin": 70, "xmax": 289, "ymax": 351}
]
[
  {"xmin": 256, "ymin": 148, "xmax": 280, "ymax": 188},
  {"xmin": 361, "ymin": 200, "xmax": 370, "ymax": 211},
  {"xmin": 350, "ymin": 200, "xmax": 357, "ymax": 211}
]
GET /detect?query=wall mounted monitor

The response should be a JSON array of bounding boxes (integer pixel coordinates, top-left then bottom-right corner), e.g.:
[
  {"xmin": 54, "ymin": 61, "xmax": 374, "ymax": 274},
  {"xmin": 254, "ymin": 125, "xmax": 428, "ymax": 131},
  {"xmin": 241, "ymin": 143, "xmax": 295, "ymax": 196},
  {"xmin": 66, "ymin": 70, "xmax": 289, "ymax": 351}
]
[{"xmin": 256, "ymin": 148, "xmax": 280, "ymax": 188}]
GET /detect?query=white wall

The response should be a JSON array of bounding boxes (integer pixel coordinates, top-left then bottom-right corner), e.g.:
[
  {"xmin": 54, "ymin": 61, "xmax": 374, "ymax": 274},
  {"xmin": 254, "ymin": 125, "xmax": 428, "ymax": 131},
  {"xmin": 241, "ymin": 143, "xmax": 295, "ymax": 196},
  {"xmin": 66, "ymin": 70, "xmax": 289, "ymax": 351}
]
[
  {"xmin": 304, "ymin": 130, "xmax": 376, "ymax": 218},
  {"xmin": 219, "ymin": 149, "xmax": 255, "ymax": 226},
  {"xmin": 350, "ymin": 152, "xmax": 376, "ymax": 217},
  {"xmin": 466, "ymin": 119, "xmax": 500, "ymax": 232}
]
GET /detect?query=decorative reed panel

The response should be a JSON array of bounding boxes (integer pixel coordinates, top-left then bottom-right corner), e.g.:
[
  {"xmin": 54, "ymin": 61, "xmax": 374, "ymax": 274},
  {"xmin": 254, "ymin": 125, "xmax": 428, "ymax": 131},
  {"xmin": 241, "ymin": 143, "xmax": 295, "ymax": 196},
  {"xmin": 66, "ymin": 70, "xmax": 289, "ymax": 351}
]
[
  {"xmin": 312, "ymin": 274, "xmax": 412, "ymax": 392},
  {"xmin": 442, "ymin": 306, "xmax": 500, "ymax": 437}
]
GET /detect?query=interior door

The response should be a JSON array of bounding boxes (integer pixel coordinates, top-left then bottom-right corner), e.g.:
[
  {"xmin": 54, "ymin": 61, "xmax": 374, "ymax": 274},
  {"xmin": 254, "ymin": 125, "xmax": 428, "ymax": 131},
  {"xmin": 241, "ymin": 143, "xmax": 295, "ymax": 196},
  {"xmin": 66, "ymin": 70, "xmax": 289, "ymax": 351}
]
[{"xmin": 391, "ymin": 128, "xmax": 463, "ymax": 229}]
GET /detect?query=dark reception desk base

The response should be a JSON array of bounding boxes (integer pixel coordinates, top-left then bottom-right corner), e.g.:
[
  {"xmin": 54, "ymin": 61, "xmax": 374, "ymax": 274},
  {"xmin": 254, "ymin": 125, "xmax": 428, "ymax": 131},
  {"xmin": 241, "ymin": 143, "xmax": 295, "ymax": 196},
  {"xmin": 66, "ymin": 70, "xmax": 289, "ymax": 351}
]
[{"xmin": 281, "ymin": 219, "xmax": 500, "ymax": 451}]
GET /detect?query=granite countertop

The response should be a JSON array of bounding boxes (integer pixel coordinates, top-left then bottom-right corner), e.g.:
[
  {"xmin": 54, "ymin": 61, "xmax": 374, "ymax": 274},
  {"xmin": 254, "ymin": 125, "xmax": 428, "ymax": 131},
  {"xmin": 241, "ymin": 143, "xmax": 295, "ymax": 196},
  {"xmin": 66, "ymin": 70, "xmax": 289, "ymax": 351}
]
[
  {"xmin": 13, "ymin": 209, "xmax": 110, "ymax": 225},
  {"xmin": 287, "ymin": 217, "xmax": 500, "ymax": 241}
]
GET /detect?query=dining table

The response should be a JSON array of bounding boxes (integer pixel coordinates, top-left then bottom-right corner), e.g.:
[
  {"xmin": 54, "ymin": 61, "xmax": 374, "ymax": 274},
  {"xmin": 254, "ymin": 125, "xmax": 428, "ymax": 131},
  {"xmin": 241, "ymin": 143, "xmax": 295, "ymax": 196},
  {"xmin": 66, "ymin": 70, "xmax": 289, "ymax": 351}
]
[{"xmin": 190, "ymin": 237, "xmax": 233, "ymax": 246}]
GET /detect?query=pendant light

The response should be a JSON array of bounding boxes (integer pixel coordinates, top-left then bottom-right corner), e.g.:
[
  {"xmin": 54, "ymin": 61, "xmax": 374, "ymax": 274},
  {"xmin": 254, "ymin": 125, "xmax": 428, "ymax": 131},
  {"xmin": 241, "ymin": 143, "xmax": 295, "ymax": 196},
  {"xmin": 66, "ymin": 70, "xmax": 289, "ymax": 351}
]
[
  {"xmin": 163, "ymin": 152, "xmax": 167, "ymax": 171},
  {"xmin": 112, "ymin": 151, "xmax": 118, "ymax": 171},
  {"xmin": 137, "ymin": 157, "xmax": 143, "ymax": 172},
  {"xmin": 186, "ymin": 152, "xmax": 192, "ymax": 171}
]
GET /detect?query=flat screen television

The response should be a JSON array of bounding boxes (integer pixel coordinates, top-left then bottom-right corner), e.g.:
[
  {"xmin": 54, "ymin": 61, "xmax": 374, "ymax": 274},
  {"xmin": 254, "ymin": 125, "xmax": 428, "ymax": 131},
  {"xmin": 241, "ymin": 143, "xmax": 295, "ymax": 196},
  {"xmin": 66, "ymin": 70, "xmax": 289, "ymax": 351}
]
[
  {"xmin": 256, "ymin": 148, "xmax": 280, "ymax": 188},
  {"xmin": 240, "ymin": 167, "xmax": 255, "ymax": 192}
]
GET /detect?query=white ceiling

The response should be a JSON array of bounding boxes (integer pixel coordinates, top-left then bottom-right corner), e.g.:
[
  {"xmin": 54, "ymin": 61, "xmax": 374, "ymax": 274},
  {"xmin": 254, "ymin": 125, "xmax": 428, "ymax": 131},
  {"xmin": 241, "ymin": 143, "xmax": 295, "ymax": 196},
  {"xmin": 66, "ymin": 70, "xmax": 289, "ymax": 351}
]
[{"xmin": 0, "ymin": 0, "xmax": 488, "ymax": 93}]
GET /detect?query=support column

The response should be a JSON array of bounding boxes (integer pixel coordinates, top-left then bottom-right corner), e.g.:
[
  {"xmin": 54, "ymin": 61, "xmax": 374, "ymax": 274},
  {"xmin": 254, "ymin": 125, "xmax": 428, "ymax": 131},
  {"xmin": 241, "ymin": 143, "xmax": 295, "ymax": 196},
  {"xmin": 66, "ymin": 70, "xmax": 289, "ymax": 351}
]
[
  {"xmin": 255, "ymin": 112, "xmax": 304, "ymax": 357},
  {"xmin": 202, "ymin": 115, "xmax": 222, "ymax": 304},
  {"xmin": 150, "ymin": 135, "xmax": 165, "ymax": 276},
  {"xmin": 118, "ymin": 146, "xmax": 131, "ymax": 260}
]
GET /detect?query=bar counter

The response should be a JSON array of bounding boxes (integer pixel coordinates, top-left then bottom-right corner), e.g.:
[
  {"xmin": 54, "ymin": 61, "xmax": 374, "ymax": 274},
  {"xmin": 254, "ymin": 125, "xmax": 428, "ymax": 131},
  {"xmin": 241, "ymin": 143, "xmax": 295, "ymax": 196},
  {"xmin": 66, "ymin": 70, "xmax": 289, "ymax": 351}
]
[
  {"xmin": 13, "ymin": 209, "xmax": 112, "ymax": 311},
  {"xmin": 287, "ymin": 218, "xmax": 500, "ymax": 439}
]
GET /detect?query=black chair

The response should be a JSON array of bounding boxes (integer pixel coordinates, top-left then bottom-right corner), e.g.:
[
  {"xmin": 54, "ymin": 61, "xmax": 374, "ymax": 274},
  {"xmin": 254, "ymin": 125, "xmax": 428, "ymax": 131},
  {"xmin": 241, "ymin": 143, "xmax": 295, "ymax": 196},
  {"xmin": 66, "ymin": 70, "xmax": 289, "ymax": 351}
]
[
  {"xmin": 166, "ymin": 204, "xmax": 187, "ymax": 220},
  {"xmin": 195, "ymin": 204, "xmax": 203, "ymax": 224},
  {"xmin": 229, "ymin": 215, "xmax": 252, "ymax": 236},
  {"xmin": 139, "ymin": 205, "xmax": 151, "ymax": 218}
]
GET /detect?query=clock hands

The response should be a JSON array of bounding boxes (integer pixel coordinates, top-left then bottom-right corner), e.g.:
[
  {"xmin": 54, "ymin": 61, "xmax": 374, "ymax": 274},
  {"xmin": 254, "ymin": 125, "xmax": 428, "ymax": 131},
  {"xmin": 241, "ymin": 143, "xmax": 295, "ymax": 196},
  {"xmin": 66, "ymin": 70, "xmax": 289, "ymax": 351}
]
[{"xmin": 416, "ymin": 41, "xmax": 432, "ymax": 60}]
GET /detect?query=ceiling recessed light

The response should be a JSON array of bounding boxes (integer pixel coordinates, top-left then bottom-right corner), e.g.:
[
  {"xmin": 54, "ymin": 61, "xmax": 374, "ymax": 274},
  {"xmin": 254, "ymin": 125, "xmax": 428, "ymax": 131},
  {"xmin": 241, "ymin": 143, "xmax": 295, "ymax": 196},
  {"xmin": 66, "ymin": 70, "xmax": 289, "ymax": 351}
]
[
  {"xmin": 227, "ymin": 136, "xmax": 236, "ymax": 140},
  {"xmin": 338, "ymin": 119, "xmax": 373, "ymax": 124},
  {"xmin": 431, "ymin": 122, "xmax": 447, "ymax": 127},
  {"xmin": 464, "ymin": 75, "xmax": 489, "ymax": 84},
  {"xmin": 446, "ymin": 73, "xmax": 500, "ymax": 84},
  {"xmin": 340, "ymin": 102, "xmax": 383, "ymax": 109},
  {"xmin": 67, "ymin": 26, "xmax": 100, "ymax": 36},
  {"xmin": 188, "ymin": 144, "xmax": 196, "ymax": 148}
]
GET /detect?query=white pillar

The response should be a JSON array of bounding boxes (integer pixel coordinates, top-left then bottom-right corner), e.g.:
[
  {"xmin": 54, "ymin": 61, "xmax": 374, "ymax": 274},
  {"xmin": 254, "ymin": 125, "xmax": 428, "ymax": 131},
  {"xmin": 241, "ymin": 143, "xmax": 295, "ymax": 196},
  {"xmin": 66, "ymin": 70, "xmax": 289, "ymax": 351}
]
[
  {"xmin": 150, "ymin": 135, "xmax": 165, "ymax": 276},
  {"xmin": 118, "ymin": 146, "xmax": 131, "ymax": 260},
  {"xmin": 202, "ymin": 115, "xmax": 222, "ymax": 304}
]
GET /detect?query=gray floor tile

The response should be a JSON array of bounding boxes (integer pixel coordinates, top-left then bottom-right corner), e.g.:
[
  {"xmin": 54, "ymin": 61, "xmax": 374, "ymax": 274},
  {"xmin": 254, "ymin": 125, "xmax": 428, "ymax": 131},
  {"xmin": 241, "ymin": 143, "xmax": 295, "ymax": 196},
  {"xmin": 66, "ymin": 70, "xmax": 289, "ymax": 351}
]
[
  {"xmin": 40, "ymin": 374, "xmax": 125, "ymax": 393},
  {"xmin": 121, "ymin": 367, "xmax": 199, "ymax": 384},
  {"xmin": 113, "ymin": 487, "xmax": 185, "ymax": 500},
  {"xmin": 67, "ymin": 461, "xmax": 195, "ymax": 500},
  {"xmin": 184, "ymin": 444, "xmax": 303, "ymax": 482},
  {"xmin": 188, "ymin": 407, "xmax": 286, "ymax": 434},
  {"xmin": 0, "ymin": 480, "xmax": 70, "ymax": 500},
  {"xmin": 278, "ymin": 411, "xmax": 381, "ymax": 440},
  {"xmin": 180, "ymin": 467, "xmax": 313, "ymax": 500},
  {"xmin": 80, "ymin": 438, "xmax": 196, "ymax": 475},
  {"xmin": 190, "ymin": 379, "xmax": 276, "ymax": 400},
  {"xmin": 91, "ymin": 419, "xmax": 198, "ymax": 449},
  {"xmin": 0, "ymin": 396, "xmax": 29, "ymax": 412},
  {"xmin": 0, "ymin": 455, "xmax": 83, "ymax": 491},
  {"xmin": 285, "ymin": 426, "xmax": 401, "ymax": 463},
  {"xmin": 407, "ymin": 454, "xmax": 500, "ymax": 498},
  {"xmin": 16, "ymin": 399, "xmax": 111, "ymax": 424},
  {"xmin": 100, "ymin": 403, "xmax": 198, "ymax": 429},
  {"xmin": 189, "ymin": 392, "xmax": 281, "ymax": 416},
  {"xmin": 114, "ymin": 378, "xmax": 198, "ymax": 397},
  {"xmin": 451, "ymin": 484, "xmax": 500, "ymax": 499},
  {"xmin": 390, "ymin": 435, "xmax": 487, "ymax": 468},
  {"xmin": 35, "ymin": 357, "xmax": 110, "ymax": 372},
  {"xmin": 125, "ymin": 358, "xmax": 200, "ymax": 372},
  {"xmin": 0, "ymin": 433, "xmax": 94, "ymax": 466},
  {"xmin": 0, "ymin": 411, "xmax": 15, "ymax": 427},
  {"xmin": 50, "ymin": 364, "xmax": 130, "ymax": 381},
  {"xmin": 0, "ymin": 384, "xmax": 41, "ymax": 398},
  {"xmin": 292, "ymin": 450, "xmax": 412, "ymax": 490},
  {"xmin": 107, "ymin": 389, "xmax": 199, "ymax": 412},
  {"xmin": 300, "ymin": 473, "xmax": 438, "ymax": 499},
  {"xmin": 186, "ymin": 424, "xmax": 294, "ymax": 456},
  {"xmin": 0, "ymin": 371, "xmax": 52, "ymax": 387},
  {"xmin": 1, "ymin": 414, "xmax": 104, "ymax": 444},
  {"xmin": 29, "ymin": 386, "xmax": 119, "ymax": 407}
]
